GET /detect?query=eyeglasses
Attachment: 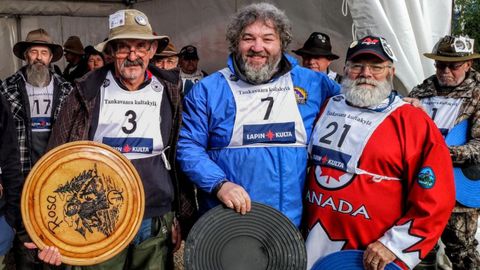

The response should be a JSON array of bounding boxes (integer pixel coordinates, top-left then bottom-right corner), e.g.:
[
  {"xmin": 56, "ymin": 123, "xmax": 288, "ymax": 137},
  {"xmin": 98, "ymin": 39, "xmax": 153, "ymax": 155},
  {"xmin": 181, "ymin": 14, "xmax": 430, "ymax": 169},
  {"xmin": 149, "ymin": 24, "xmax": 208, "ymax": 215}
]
[
  {"xmin": 347, "ymin": 63, "xmax": 392, "ymax": 74},
  {"xmin": 113, "ymin": 41, "xmax": 152, "ymax": 58},
  {"xmin": 434, "ymin": 61, "xmax": 465, "ymax": 71}
]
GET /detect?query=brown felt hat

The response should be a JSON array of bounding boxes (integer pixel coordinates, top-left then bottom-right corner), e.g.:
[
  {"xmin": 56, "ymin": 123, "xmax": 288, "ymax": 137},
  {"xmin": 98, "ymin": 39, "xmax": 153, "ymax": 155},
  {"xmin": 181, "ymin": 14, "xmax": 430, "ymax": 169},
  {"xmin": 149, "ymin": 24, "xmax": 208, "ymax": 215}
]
[
  {"xmin": 13, "ymin": 28, "xmax": 63, "ymax": 62},
  {"xmin": 156, "ymin": 42, "xmax": 178, "ymax": 57},
  {"xmin": 95, "ymin": 9, "xmax": 169, "ymax": 54},
  {"xmin": 63, "ymin": 36, "xmax": 85, "ymax": 55}
]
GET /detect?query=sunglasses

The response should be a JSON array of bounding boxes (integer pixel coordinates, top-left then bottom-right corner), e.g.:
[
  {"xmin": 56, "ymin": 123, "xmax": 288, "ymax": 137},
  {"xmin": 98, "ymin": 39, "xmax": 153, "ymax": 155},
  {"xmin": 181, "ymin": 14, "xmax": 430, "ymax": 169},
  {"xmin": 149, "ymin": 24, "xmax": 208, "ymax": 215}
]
[{"xmin": 434, "ymin": 61, "xmax": 466, "ymax": 71}]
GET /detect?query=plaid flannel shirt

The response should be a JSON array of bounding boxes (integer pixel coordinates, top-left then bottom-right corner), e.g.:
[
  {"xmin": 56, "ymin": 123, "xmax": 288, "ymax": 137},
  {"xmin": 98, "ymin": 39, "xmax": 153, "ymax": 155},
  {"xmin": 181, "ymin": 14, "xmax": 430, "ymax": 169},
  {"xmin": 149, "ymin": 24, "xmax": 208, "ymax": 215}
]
[{"xmin": 0, "ymin": 67, "xmax": 73, "ymax": 177}]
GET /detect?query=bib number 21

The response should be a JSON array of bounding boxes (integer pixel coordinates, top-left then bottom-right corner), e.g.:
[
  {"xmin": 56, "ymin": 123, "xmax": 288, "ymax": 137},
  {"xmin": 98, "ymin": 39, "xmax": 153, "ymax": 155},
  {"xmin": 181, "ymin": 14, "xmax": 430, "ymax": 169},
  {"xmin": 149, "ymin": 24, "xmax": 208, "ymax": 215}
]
[{"xmin": 319, "ymin": 122, "xmax": 351, "ymax": 148}]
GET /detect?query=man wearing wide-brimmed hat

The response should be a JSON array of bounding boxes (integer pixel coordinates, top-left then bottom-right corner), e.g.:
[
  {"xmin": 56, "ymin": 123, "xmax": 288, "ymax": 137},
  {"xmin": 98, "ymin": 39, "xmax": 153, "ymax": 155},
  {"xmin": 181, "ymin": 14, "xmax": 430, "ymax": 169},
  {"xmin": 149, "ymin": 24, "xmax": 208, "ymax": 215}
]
[
  {"xmin": 153, "ymin": 41, "xmax": 179, "ymax": 70},
  {"xmin": 0, "ymin": 28, "xmax": 73, "ymax": 269},
  {"xmin": 409, "ymin": 35, "xmax": 480, "ymax": 269},
  {"xmin": 29, "ymin": 9, "xmax": 196, "ymax": 269},
  {"xmin": 293, "ymin": 32, "xmax": 342, "ymax": 83},
  {"xmin": 62, "ymin": 35, "xmax": 88, "ymax": 83}
]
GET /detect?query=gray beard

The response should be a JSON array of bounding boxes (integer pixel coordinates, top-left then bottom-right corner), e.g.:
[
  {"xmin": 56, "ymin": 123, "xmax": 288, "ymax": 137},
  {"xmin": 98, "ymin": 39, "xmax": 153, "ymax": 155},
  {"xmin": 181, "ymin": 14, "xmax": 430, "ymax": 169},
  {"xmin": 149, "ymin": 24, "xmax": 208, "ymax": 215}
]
[
  {"xmin": 26, "ymin": 63, "xmax": 51, "ymax": 87},
  {"xmin": 341, "ymin": 77, "xmax": 392, "ymax": 108},
  {"xmin": 237, "ymin": 53, "xmax": 281, "ymax": 84}
]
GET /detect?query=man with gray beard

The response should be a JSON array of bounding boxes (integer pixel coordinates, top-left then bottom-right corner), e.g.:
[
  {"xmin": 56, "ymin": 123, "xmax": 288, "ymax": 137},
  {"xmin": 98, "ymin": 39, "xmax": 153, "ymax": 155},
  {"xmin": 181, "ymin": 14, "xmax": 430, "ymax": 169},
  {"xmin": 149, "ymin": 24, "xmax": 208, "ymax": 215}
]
[
  {"xmin": 177, "ymin": 2, "xmax": 340, "ymax": 227},
  {"xmin": 304, "ymin": 35, "xmax": 454, "ymax": 270},
  {"xmin": 0, "ymin": 28, "xmax": 72, "ymax": 270},
  {"xmin": 409, "ymin": 35, "xmax": 480, "ymax": 270}
]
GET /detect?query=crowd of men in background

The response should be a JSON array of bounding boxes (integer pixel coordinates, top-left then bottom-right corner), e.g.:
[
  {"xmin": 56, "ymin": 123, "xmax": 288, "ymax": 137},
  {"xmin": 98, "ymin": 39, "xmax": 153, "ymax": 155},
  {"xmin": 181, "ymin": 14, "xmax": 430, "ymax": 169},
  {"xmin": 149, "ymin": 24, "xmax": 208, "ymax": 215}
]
[{"xmin": 0, "ymin": 2, "xmax": 479, "ymax": 270}]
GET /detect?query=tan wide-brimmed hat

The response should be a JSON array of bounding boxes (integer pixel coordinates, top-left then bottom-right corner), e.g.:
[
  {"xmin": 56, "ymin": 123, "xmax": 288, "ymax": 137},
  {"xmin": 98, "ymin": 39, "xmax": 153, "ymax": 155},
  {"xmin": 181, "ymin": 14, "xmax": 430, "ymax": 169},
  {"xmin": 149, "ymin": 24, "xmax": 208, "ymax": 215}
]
[
  {"xmin": 95, "ymin": 9, "xmax": 169, "ymax": 54},
  {"xmin": 13, "ymin": 28, "xmax": 63, "ymax": 62},
  {"xmin": 64, "ymin": 36, "xmax": 85, "ymax": 55},
  {"xmin": 424, "ymin": 35, "xmax": 480, "ymax": 62},
  {"xmin": 155, "ymin": 42, "xmax": 178, "ymax": 58}
]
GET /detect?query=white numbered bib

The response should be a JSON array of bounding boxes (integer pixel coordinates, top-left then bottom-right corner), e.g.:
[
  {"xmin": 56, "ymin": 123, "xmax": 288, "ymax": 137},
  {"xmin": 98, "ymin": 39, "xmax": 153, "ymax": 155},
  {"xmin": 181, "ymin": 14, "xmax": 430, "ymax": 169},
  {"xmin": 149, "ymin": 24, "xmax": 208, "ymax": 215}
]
[
  {"xmin": 309, "ymin": 95, "xmax": 405, "ymax": 181},
  {"xmin": 421, "ymin": 96, "xmax": 463, "ymax": 136},
  {"xmin": 180, "ymin": 70, "xmax": 204, "ymax": 85},
  {"xmin": 26, "ymin": 79, "xmax": 54, "ymax": 132},
  {"xmin": 94, "ymin": 71, "xmax": 164, "ymax": 160},
  {"xmin": 220, "ymin": 68, "xmax": 307, "ymax": 148}
]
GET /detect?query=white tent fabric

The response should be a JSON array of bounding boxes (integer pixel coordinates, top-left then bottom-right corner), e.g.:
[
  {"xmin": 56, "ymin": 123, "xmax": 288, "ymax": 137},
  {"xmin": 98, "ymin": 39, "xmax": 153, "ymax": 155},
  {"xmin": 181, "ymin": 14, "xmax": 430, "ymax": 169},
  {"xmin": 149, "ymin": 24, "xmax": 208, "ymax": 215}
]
[
  {"xmin": 347, "ymin": 0, "xmax": 452, "ymax": 93},
  {"xmin": 0, "ymin": 0, "xmax": 452, "ymax": 96}
]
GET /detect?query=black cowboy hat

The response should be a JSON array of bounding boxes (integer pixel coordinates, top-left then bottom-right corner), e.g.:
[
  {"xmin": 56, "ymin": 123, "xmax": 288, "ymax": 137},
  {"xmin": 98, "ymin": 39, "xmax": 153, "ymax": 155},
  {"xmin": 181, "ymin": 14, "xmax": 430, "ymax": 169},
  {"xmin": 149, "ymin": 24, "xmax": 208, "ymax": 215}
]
[{"xmin": 293, "ymin": 32, "xmax": 339, "ymax": 60}]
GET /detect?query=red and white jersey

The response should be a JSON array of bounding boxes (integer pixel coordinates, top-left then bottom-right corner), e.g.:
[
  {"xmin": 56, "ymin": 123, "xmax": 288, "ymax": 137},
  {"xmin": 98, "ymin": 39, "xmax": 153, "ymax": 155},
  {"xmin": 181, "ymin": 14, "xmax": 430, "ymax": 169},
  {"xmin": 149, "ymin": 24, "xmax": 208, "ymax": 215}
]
[{"xmin": 304, "ymin": 94, "xmax": 455, "ymax": 269}]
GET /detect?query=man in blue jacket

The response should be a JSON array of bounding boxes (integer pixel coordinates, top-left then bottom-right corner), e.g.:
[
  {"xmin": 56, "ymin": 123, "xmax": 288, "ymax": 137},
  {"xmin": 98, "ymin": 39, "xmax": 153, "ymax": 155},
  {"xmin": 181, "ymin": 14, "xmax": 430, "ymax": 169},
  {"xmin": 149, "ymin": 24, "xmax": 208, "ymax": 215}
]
[{"xmin": 177, "ymin": 2, "xmax": 340, "ymax": 227}]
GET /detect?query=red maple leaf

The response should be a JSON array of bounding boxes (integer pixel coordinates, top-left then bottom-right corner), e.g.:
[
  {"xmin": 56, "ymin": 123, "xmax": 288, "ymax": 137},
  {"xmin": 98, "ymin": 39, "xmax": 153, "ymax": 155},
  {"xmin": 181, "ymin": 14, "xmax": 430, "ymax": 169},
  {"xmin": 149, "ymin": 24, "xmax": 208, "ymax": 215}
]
[
  {"xmin": 321, "ymin": 155, "xmax": 328, "ymax": 164},
  {"xmin": 40, "ymin": 120, "xmax": 46, "ymax": 127},
  {"xmin": 321, "ymin": 166, "xmax": 344, "ymax": 184},
  {"xmin": 266, "ymin": 130, "xmax": 275, "ymax": 140},
  {"xmin": 123, "ymin": 144, "xmax": 132, "ymax": 152},
  {"xmin": 362, "ymin": 37, "xmax": 379, "ymax": 45}
]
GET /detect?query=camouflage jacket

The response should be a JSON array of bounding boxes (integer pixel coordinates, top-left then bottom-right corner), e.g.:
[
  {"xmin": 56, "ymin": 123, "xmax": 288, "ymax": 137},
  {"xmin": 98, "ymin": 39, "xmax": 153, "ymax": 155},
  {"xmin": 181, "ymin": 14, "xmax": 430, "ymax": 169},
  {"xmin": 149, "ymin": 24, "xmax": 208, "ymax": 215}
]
[
  {"xmin": 410, "ymin": 69, "xmax": 480, "ymax": 166},
  {"xmin": 410, "ymin": 69, "xmax": 480, "ymax": 212}
]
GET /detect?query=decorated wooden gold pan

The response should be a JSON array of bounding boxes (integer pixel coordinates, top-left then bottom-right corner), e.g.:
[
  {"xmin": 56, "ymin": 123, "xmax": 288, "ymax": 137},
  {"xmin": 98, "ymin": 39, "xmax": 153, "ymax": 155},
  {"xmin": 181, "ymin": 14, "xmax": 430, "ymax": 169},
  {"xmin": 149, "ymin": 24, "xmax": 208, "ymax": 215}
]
[{"xmin": 21, "ymin": 141, "xmax": 145, "ymax": 265}]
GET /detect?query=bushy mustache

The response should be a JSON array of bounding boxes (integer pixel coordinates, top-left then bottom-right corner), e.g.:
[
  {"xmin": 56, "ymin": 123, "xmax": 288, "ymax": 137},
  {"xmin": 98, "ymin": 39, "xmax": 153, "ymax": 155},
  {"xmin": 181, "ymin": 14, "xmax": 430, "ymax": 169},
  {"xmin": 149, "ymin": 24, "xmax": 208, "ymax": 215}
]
[
  {"xmin": 246, "ymin": 51, "xmax": 268, "ymax": 57},
  {"xmin": 355, "ymin": 77, "xmax": 379, "ymax": 86},
  {"xmin": 122, "ymin": 58, "xmax": 144, "ymax": 68},
  {"xmin": 32, "ymin": 60, "xmax": 47, "ymax": 66}
]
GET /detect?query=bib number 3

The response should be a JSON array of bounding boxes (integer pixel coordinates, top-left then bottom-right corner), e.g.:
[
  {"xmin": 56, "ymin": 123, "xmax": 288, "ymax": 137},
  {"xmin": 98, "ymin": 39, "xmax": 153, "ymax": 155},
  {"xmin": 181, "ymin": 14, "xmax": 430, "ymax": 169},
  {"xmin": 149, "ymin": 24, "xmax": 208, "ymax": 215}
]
[{"xmin": 122, "ymin": 110, "xmax": 137, "ymax": 134}]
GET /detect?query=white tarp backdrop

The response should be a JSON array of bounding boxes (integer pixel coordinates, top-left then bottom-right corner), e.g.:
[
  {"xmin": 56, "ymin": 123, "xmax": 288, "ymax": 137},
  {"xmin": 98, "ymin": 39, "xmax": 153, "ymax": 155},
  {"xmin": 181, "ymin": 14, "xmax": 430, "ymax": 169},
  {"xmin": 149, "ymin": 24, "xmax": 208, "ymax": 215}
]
[
  {"xmin": 0, "ymin": 0, "xmax": 452, "ymax": 94},
  {"xmin": 348, "ymin": 0, "xmax": 452, "ymax": 93}
]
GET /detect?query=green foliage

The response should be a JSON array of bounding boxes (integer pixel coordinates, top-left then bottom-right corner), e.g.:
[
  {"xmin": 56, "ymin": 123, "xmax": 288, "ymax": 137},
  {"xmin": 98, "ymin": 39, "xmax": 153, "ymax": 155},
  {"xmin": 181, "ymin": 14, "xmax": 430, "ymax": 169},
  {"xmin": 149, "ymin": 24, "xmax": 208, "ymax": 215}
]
[{"xmin": 453, "ymin": 0, "xmax": 480, "ymax": 69}]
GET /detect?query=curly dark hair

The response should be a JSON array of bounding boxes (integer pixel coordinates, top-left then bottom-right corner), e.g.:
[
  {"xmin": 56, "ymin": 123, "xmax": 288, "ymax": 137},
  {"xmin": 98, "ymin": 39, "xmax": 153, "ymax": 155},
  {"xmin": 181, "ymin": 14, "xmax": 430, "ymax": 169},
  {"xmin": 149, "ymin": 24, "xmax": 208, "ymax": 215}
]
[{"xmin": 226, "ymin": 2, "xmax": 292, "ymax": 53}]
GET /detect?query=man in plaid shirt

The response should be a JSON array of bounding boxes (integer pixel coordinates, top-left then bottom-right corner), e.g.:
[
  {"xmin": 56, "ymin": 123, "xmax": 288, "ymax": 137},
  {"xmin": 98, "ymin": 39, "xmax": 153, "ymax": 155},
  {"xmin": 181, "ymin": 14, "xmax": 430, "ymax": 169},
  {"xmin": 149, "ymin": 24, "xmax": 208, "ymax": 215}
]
[{"xmin": 0, "ymin": 28, "xmax": 72, "ymax": 270}]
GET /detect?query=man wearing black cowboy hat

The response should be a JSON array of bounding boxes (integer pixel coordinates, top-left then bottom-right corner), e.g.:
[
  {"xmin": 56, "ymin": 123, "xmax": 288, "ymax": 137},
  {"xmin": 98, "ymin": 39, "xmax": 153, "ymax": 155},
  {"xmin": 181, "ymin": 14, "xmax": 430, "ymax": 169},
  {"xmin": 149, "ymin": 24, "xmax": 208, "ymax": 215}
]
[
  {"xmin": 0, "ymin": 28, "xmax": 73, "ymax": 270},
  {"xmin": 409, "ymin": 35, "xmax": 480, "ymax": 269},
  {"xmin": 293, "ymin": 32, "xmax": 342, "ymax": 83}
]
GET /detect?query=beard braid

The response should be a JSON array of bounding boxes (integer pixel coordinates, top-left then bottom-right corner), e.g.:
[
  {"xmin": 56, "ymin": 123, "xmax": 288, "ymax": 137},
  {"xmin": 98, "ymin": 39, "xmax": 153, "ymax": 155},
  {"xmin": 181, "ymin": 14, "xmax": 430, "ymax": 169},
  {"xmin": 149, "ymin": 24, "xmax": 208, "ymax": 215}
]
[
  {"xmin": 26, "ymin": 62, "xmax": 51, "ymax": 87},
  {"xmin": 237, "ymin": 51, "xmax": 281, "ymax": 84},
  {"xmin": 341, "ymin": 76, "xmax": 392, "ymax": 108}
]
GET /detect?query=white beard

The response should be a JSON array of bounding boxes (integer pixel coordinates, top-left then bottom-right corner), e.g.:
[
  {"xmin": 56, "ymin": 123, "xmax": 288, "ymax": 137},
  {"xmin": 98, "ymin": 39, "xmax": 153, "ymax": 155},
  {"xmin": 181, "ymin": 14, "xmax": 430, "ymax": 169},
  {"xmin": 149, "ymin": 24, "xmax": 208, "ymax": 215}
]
[{"xmin": 341, "ymin": 77, "xmax": 392, "ymax": 108}]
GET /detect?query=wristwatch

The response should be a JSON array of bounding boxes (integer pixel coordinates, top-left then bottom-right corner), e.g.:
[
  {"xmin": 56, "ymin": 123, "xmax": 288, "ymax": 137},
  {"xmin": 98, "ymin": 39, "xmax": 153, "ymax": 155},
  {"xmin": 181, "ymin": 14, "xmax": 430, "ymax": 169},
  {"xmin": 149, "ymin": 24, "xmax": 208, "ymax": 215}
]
[{"xmin": 212, "ymin": 179, "xmax": 228, "ymax": 196}]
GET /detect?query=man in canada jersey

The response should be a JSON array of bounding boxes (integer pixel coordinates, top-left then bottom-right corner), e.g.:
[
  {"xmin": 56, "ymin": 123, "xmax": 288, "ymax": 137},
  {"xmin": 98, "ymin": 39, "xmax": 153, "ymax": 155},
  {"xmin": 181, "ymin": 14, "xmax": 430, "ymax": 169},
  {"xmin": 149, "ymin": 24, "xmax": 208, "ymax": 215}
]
[{"xmin": 304, "ymin": 35, "xmax": 455, "ymax": 270}]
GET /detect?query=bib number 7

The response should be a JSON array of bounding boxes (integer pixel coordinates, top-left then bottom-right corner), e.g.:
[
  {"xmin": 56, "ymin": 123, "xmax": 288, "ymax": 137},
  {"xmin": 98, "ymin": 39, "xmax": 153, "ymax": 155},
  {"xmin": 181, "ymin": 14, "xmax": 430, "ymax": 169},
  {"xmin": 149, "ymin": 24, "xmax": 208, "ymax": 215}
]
[{"xmin": 261, "ymin": 97, "xmax": 274, "ymax": 120}]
